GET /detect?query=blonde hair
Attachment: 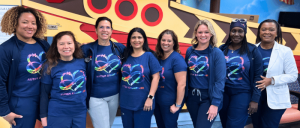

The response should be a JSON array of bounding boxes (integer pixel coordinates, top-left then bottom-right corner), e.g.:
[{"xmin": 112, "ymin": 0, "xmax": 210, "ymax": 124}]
[
  {"xmin": 191, "ymin": 19, "xmax": 217, "ymax": 47},
  {"xmin": 1, "ymin": 6, "xmax": 47, "ymax": 39}
]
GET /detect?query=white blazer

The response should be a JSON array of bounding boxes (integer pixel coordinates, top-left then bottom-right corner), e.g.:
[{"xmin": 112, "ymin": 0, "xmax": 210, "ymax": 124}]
[{"xmin": 256, "ymin": 41, "xmax": 298, "ymax": 109}]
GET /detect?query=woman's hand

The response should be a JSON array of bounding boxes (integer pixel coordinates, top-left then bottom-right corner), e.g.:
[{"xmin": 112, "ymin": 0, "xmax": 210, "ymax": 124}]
[
  {"xmin": 248, "ymin": 101, "xmax": 258, "ymax": 115},
  {"xmin": 256, "ymin": 76, "xmax": 272, "ymax": 91},
  {"xmin": 207, "ymin": 105, "xmax": 218, "ymax": 122},
  {"xmin": 170, "ymin": 104, "xmax": 180, "ymax": 114},
  {"xmin": 143, "ymin": 98, "xmax": 153, "ymax": 111},
  {"xmin": 41, "ymin": 117, "xmax": 47, "ymax": 127},
  {"xmin": 3, "ymin": 112, "xmax": 23, "ymax": 126}
]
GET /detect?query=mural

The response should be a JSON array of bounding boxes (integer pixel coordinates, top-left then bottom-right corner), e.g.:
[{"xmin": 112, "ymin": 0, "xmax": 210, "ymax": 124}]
[{"xmin": 1, "ymin": 0, "xmax": 300, "ymax": 127}]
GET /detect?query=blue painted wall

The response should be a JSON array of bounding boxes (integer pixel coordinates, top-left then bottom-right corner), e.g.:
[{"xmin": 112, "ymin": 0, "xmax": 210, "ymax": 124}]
[
  {"xmin": 181, "ymin": 0, "xmax": 211, "ymax": 12},
  {"xmin": 220, "ymin": 0, "xmax": 300, "ymax": 23},
  {"xmin": 181, "ymin": 0, "xmax": 300, "ymax": 23}
]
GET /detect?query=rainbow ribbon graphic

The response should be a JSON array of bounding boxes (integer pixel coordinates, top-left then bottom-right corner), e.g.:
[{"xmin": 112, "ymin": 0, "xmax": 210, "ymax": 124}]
[
  {"xmin": 225, "ymin": 56, "xmax": 245, "ymax": 80},
  {"xmin": 160, "ymin": 66, "xmax": 165, "ymax": 82},
  {"xmin": 26, "ymin": 51, "xmax": 45, "ymax": 74},
  {"xmin": 59, "ymin": 70, "xmax": 86, "ymax": 91},
  {"xmin": 262, "ymin": 57, "xmax": 270, "ymax": 73},
  {"xmin": 188, "ymin": 56, "xmax": 209, "ymax": 76},
  {"xmin": 95, "ymin": 54, "xmax": 121, "ymax": 75},
  {"xmin": 121, "ymin": 64, "xmax": 145, "ymax": 86}
]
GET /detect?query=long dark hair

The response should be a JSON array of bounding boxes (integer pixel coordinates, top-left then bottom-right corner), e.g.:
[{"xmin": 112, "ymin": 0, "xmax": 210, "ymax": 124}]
[
  {"xmin": 224, "ymin": 28, "xmax": 248, "ymax": 55},
  {"xmin": 256, "ymin": 19, "xmax": 282, "ymax": 44},
  {"xmin": 155, "ymin": 29, "xmax": 180, "ymax": 60},
  {"xmin": 123, "ymin": 27, "xmax": 154, "ymax": 62},
  {"xmin": 43, "ymin": 31, "xmax": 83, "ymax": 74}
]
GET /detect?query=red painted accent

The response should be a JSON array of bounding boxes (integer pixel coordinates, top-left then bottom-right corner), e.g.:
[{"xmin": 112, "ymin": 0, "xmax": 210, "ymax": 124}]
[
  {"xmin": 34, "ymin": 9, "xmax": 190, "ymax": 57},
  {"xmin": 87, "ymin": 0, "xmax": 111, "ymax": 14},
  {"xmin": 115, "ymin": 0, "xmax": 138, "ymax": 20},
  {"xmin": 79, "ymin": 23, "xmax": 191, "ymax": 57},
  {"xmin": 294, "ymin": 55, "xmax": 300, "ymax": 73},
  {"xmin": 46, "ymin": 0, "xmax": 64, "ymax": 3},
  {"xmin": 141, "ymin": 3, "xmax": 163, "ymax": 26}
]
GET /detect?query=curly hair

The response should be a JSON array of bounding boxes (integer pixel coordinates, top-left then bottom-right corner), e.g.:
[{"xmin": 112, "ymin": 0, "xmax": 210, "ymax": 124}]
[
  {"xmin": 155, "ymin": 29, "xmax": 180, "ymax": 60},
  {"xmin": 1, "ymin": 6, "xmax": 47, "ymax": 39},
  {"xmin": 191, "ymin": 19, "xmax": 217, "ymax": 48}
]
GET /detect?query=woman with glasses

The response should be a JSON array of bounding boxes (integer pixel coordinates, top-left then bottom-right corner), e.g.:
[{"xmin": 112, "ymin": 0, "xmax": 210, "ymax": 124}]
[
  {"xmin": 185, "ymin": 20, "xmax": 226, "ymax": 128},
  {"xmin": 81, "ymin": 17, "xmax": 125, "ymax": 128},
  {"xmin": 120, "ymin": 27, "xmax": 161, "ymax": 128},
  {"xmin": 154, "ymin": 30, "xmax": 187, "ymax": 128},
  {"xmin": 251, "ymin": 19, "xmax": 298, "ymax": 128},
  {"xmin": 219, "ymin": 19, "xmax": 263, "ymax": 128},
  {"xmin": 0, "ymin": 6, "xmax": 49, "ymax": 128}
]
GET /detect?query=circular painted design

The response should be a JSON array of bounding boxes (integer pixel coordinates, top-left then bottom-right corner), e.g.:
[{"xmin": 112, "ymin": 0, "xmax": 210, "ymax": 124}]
[
  {"xmin": 141, "ymin": 4, "xmax": 163, "ymax": 26},
  {"xmin": 115, "ymin": 0, "xmax": 138, "ymax": 20},
  {"xmin": 88, "ymin": 0, "xmax": 111, "ymax": 14},
  {"xmin": 119, "ymin": 1, "xmax": 134, "ymax": 16}
]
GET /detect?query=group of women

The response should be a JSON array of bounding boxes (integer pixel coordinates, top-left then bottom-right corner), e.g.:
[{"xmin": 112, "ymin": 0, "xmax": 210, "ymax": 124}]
[{"xmin": 0, "ymin": 6, "xmax": 298, "ymax": 128}]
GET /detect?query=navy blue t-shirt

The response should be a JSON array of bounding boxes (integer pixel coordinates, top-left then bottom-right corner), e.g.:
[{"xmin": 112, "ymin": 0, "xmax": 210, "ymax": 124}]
[
  {"xmin": 258, "ymin": 45, "xmax": 272, "ymax": 77},
  {"xmin": 92, "ymin": 44, "xmax": 122, "ymax": 98},
  {"xmin": 225, "ymin": 49, "xmax": 251, "ymax": 90},
  {"xmin": 120, "ymin": 52, "xmax": 161, "ymax": 111},
  {"xmin": 156, "ymin": 52, "xmax": 187, "ymax": 105},
  {"xmin": 188, "ymin": 47, "xmax": 210, "ymax": 89},
  {"xmin": 41, "ymin": 58, "xmax": 87, "ymax": 117},
  {"xmin": 13, "ymin": 42, "xmax": 46, "ymax": 97}
]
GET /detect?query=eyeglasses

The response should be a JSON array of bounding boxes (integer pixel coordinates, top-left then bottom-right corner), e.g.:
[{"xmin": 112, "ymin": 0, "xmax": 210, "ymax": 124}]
[{"xmin": 232, "ymin": 18, "xmax": 247, "ymax": 23}]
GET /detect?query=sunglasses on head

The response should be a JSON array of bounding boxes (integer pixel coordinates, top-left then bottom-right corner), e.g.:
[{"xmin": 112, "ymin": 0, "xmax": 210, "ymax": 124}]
[{"xmin": 232, "ymin": 18, "xmax": 247, "ymax": 22}]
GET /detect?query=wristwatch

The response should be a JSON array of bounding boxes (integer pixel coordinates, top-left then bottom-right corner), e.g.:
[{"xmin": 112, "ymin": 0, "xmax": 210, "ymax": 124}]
[
  {"xmin": 175, "ymin": 103, "xmax": 181, "ymax": 108},
  {"xmin": 148, "ymin": 95, "xmax": 154, "ymax": 99},
  {"xmin": 271, "ymin": 77, "xmax": 275, "ymax": 85}
]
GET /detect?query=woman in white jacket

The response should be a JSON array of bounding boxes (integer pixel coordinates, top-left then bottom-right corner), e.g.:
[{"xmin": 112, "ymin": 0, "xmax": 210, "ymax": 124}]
[{"xmin": 252, "ymin": 19, "xmax": 298, "ymax": 128}]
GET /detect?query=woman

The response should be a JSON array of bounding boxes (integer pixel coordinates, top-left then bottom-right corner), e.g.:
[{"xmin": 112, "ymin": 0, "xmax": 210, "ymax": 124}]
[
  {"xmin": 185, "ymin": 19, "xmax": 226, "ymax": 128},
  {"xmin": 120, "ymin": 27, "xmax": 161, "ymax": 128},
  {"xmin": 154, "ymin": 30, "xmax": 187, "ymax": 128},
  {"xmin": 0, "ymin": 6, "xmax": 49, "ymax": 128},
  {"xmin": 219, "ymin": 19, "xmax": 263, "ymax": 128},
  {"xmin": 81, "ymin": 16, "xmax": 125, "ymax": 128},
  {"xmin": 40, "ymin": 31, "xmax": 87, "ymax": 128},
  {"xmin": 251, "ymin": 19, "xmax": 298, "ymax": 128}
]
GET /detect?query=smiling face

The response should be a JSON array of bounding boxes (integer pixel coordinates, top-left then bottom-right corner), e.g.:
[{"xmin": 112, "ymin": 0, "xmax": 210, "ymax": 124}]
[
  {"xmin": 259, "ymin": 22, "xmax": 277, "ymax": 44},
  {"xmin": 230, "ymin": 27, "xmax": 245, "ymax": 44},
  {"xmin": 15, "ymin": 12, "xmax": 37, "ymax": 41},
  {"xmin": 95, "ymin": 20, "xmax": 112, "ymax": 40},
  {"xmin": 195, "ymin": 24, "xmax": 212, "ymax": 45},
  {"xmin": 160, "ymin": 34, "xmax": 174, "ymax": 53},
  {"xmin": 130, "ymin": 32, "xmax": 144, "ymax": 50},
  {"xmin": 57, "ymin": 35, "xmax": 75, "ymax": 61}
]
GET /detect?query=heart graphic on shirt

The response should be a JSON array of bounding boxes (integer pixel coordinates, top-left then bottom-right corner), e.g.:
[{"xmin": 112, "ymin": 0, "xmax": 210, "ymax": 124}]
[
  {"xmin": 188, "ymin": 56, "xmax": 209, "ymax": 76},
  {"xmin": 26, "ymin": 51, "xmax": 45, "ymax": 74},
  {"xmin": 59, "ymin": 70, "xmax": 86, "ymax": 91},
  {"xmin": 262, "ymin": 57, "xmax": 270, "ymax": 73},
  {"xmin": 121, "ymin": 64, "xmax": 145, "ymax": 86},
  {"xmin": 95, "ymin": 53, "xmax": 121, "ymax": 73},
  {"xmin": 225, "ymin": 56, "xmax": 245, "ymax": 80}
]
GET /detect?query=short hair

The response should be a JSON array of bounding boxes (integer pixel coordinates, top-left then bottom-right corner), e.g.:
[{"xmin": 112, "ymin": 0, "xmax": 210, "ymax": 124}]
[
  {"xmin": 95, "ymin": 16, "xmax": 113, "ymax": 29},
  {"xmin": 256, "ymin": 19, "xmax": 282, "ymax": 44},
  {"xmin": 44, "ymin": 31, "xmax": 83, "ymax": 75},
  {"xmin": 1, "ymin": 6, "xmax": 47, "ymax": 39},
  {"xmin": 155, "ymin": 29, "xmax": 180, "ymax": 60},
  {"xmin": 191, "ymin": 19, "xmax": 217, "ymax": 48}
]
